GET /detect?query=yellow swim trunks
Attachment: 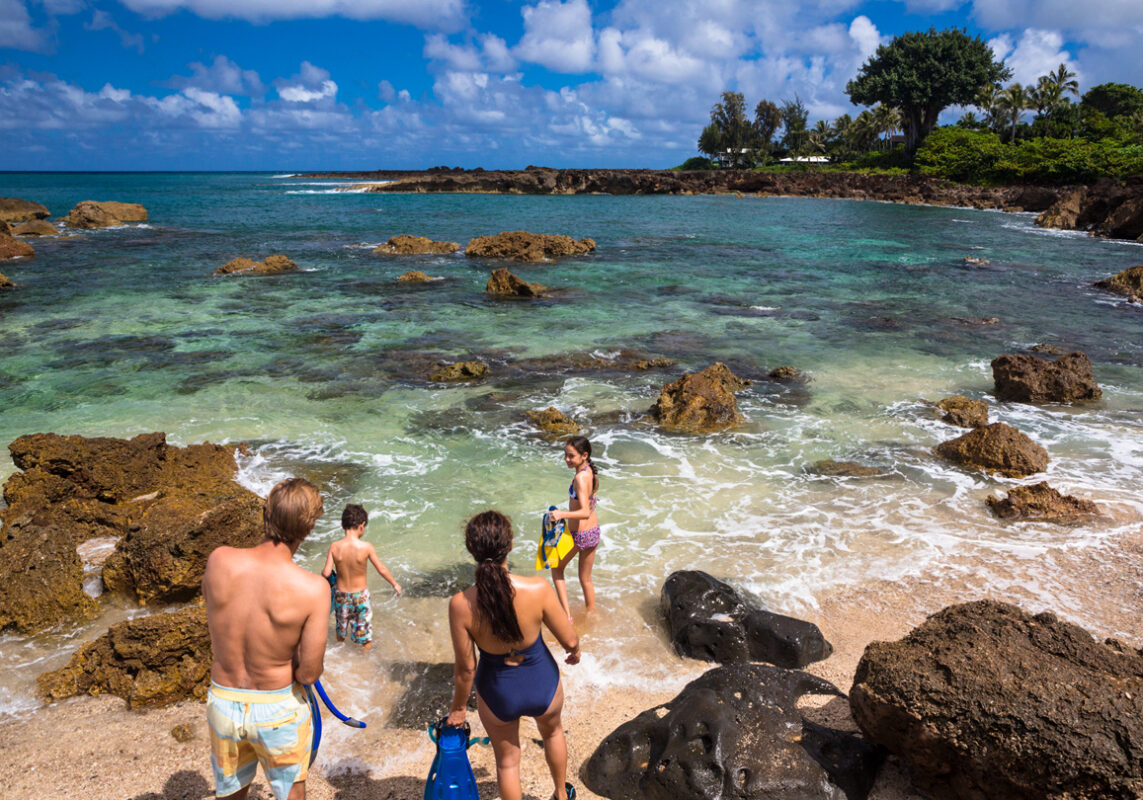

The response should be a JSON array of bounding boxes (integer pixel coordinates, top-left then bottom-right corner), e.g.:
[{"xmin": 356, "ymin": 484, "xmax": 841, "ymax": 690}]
[{"xmin": 207, "ymin": 682, "xmax": 312, "ymax": 800}]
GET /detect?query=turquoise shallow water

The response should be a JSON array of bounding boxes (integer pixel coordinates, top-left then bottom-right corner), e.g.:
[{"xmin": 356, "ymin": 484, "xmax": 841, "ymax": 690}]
[{"xmin": 1, "ymin": 173, "xmax": 1142, "ymax": 722}]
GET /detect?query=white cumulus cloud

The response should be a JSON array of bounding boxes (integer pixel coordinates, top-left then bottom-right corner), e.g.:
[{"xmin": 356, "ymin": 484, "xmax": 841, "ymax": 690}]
[
  {"xmin": 169, "ymin": 55, "xmax": 264, "ymax": 97},
  {"xmin": 515, "ymin": 0, "xmax": 596, "ymax": 73},
  {"xmin": 117, "ymin": 0, "xmax": 468, "ymax": 30},
  {"xmin": 0, "ymin": 0, "xmax": 44, "ymax": 51},
  {"xmin": 989, "ymin": 29, "xmax": 1076, "ymax": 86}
]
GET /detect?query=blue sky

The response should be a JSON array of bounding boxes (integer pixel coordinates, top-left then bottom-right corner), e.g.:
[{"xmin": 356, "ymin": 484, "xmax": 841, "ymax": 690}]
[{"xmin": 2, "ymin": 0, "xmax": 1141, "ymax": 171}]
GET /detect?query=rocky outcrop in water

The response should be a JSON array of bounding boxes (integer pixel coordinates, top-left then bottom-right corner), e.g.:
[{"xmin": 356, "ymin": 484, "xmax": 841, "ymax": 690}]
[
  {"xmin": 524, "ymin": 407, "xmax": 579, "ymax": 436},
  {"xmin": 1094, "ymin": 264, "xmax": 1143, "ymax": 304},
  {"xmin": 0, "ymin": 272, "xmax": 13, "ymax": 289},
  {"xmin": 38, "ymin": 606, "xmax": 211, "ymax": 708},
  {"xmin": 0, "ymin": 232, "xmax": 34, "ymax": 260},
  {"xmin": 214, "ymin": 254, "xmax": 298, "ymax": 276},
  {"xmin": 12, "ymin": 220, "xmax": 58, "ymax": 236},
  {"xmin": 1035, "ymin": 177, "xmax": 1143, "ymax": 243},
  {"xmin": 373, "ymin": 234, "xmax": 459, "ymax": 255},
  {"xmin": 486, "ymin": 267, "xmax": 548, "ymax": 297},
  {"xmin": 465, "ymin": 230, "xmax": 595, "ymax": 262},
  {"xmin": 63, "ymin": 200, "xmax": 148, "ymax": 229},
  {"xmin": 992, "ymin": 352, "xmax": 1101, "ymax": 403},
  {"xmin": 933, "ymin": 422, "xmax": 1049, "ymax": 477},
  {"xmin": 661, "ymin": 570, "xmax": 832, "ymax": 668},
  {"xmin": 428, "ymin": 361, "xmax": 489, "ymax": 382},
  {"xmin": 585, "ymin": 663, "xmax": 882, "ymax": 800},
  {"xmin": 0, "ymin": 433, "xmax": 262, "ymax": 631},
  {"xmin": 0, "ymin": 197, "xmax": 50, "ymax": 223},
  {"xmin": 809, "ymin": 460, "xmax": 884, "ymax": 478},
  {"xmin": 986, "ymin": 481, "xmax": 1103, "ymax": 523},
  {"xmin": 768, "ymin": 365, "xmax": 808, "ymax": 383},
  {"xmin": 397, "ymin": 270, "xmax": 434, "ymax": 282},
  {"xmin": 935, "ymin": 396, "xmax": 988, "ymax": 428},
  {"xmin": 850, "ymin": 600, "xmax": 1143, "ymax": 800},
  {"xmin": 651, "ymin": 362, "xmax": 750, "ymax": 433}
]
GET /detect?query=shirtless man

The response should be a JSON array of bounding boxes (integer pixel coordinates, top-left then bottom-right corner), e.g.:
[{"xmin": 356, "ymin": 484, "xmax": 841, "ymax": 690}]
[
  {"xmin": 321, "ymin": 503, "xmax": 402, "ymax": 652},
  {"xmin": 202, "ymin": 477, "xmax": 329, "ymax": 800}
]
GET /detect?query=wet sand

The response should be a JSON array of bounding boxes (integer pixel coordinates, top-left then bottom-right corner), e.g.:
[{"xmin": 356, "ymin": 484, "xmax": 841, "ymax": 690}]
[{"xmin": 2, "ymin": 525, "xmax": 1140, "ymax": 800}]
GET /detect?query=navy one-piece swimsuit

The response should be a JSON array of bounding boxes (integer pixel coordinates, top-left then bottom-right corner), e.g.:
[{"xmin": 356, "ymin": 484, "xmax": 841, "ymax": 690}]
[{"xmin": 474, "ymin": 635, "xmax": 559, "ymax": 721}]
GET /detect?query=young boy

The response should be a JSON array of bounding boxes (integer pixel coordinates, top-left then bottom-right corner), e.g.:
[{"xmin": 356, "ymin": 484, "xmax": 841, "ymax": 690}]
[{"xmin": 321, "ymin": 503, "xmax": 402, "ymax": 652}]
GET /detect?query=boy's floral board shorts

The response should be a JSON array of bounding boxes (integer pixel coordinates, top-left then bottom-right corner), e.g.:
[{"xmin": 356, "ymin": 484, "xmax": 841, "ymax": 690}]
[{"xmin": 334, "ymin": 587, "xmax": 372, "ymax": 644}]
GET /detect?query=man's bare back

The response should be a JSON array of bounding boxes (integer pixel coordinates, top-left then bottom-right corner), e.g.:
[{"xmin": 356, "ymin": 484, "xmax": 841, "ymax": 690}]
[{"xmin": 204, "ymin": 541, "xmax": 329, "ymax": 689}]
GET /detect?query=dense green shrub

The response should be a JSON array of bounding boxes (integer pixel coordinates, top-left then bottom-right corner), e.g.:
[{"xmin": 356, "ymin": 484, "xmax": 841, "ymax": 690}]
[
  {"xmin": 677, "ymin": 156, "xmax": 715, "ymax": 170},
  {"xmin": 914, "ymin": 128, "xmax": 1006, "ymax": 182},
  {"xmin": 916, "ymin": 127, "xmax": 1143, "ymax": 184}
]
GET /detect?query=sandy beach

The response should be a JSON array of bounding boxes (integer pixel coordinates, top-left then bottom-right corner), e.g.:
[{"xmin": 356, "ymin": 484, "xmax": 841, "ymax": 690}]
[{"xmin": 4, "ymin": 519, "xmax": 1139, "ymax": 800}]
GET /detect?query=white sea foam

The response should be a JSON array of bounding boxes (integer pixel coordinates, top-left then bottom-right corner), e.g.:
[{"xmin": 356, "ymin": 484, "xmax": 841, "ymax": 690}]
[{"xmin": 271, "ymin": 173, "xmax": 301, "ymax": 178}]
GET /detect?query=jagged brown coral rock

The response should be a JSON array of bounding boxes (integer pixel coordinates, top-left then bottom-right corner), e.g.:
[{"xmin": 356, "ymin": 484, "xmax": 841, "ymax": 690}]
[
  {"xmin": 63, "ymin": 200, "xmax": 148, "ymax": 229},
  {"xmin": 0, "ymin": 518, "xmax": 99, "ymax": 634},
  {"xmin": 12, "ymin": 220, "xmax": 58, "ymax": 236},
  {"xmin": 428, "ymin": 361, "xmax": 489, "ymax": 382},
  {"xmin": 933, "ymin": 422, "xmax": 1049, "ymax": 477},
  {"xmin": 936, "ymin": 396, "xmax": 988, "ymax": 428},
  {"xmin": 768, "ymin": 365, "xmax": 807, "ymax": 383},
  {"xmin": 213, "ymin": 254, "xmax": 298, "ymax": 276},
  {"xmin": 651, "ymin": 362, "xmax": 750, "ymax": 433},
  {"xmin": 524, "ymin": 407, "xmax": 579, "ymax": 436},
  {"xmin": 992, "ymin": 352, "xmax": 1101, "ymax": 403},
  {"xmin": 397, "ymin": 270, "xmax": 433, "ymax": 282},
  {"xmin": 373, "ymin": 234, "xmax": 459, "ymax": 255},
  {"xmin": 0, "ymin": 433, "xmax": 262, "ymax": 630},
  {"xmin": 38, "ymin": 606, "xmax": 211, "ymax": 708},
  {"xmin": 1094, "ymin": 264, "xmax": 1143, "ymax": 304},
  {"xmin": 0, "ymin": 272, "xmax": 13, "ymax": 289},
  {"xmin": 809, "ymin": 460, "xmax": 883, "ymax": 477},
  {"xmin": 0, "ymin": 233, "xmax": 34, "ymax": 260},
  {"xmin": 466, "ymin": 230, "xmax": 595, "ymax": 262},
  {"xmin": 0, "ymin": 197, "xmax": 50, "ymax": 222},
  {"xmin": 986, "ymin": 481, "xmax": 1102, "ymax": 523},
  {"xmin": 850, "ymin": 600, "xmax": 1143, "ymax": 800},
  {"xmin": 486, "ymin": 267, "xmax": 548, "ymax": 297}
]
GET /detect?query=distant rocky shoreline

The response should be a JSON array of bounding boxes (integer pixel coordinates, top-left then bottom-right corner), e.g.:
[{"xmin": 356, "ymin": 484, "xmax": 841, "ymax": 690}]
[{"xmin": 299, "ymin": 167, "xmax": 1143, "ymax": 245}]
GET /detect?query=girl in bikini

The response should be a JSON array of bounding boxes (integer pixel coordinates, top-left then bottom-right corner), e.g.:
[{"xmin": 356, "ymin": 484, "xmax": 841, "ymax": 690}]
[
  {"xmin": 548, "ymin": 435, "xmax": 600, "ymax": 623},
  {"xmin": 447, "ymin": 510, "xmax": 581, "ymax": 800}
]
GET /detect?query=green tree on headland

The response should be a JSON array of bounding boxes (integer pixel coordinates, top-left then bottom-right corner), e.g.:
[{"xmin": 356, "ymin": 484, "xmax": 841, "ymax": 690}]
[
  {"xmin": 846, "ymin": 28, "xmax": 1010, "ymax": 155},
  {"xmin": 698, "ymin": 91, "xmax": 758, "ymax": 168}
]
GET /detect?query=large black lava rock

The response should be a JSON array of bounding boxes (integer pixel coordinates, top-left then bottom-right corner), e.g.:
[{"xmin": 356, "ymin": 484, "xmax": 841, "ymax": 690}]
[
  {"xmin": 661, "ymin": 570, "xmax": 833, "ymax": 667},
  {"xmin": 584, "ymin": 663, "xmax": 883, "ymax": 800}
]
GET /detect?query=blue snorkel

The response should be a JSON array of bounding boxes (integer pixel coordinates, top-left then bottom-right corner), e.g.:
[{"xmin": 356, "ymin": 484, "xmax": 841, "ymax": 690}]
[{"xmin": 307, "ymin": 678, "xmax": 367, "ymax": 766}]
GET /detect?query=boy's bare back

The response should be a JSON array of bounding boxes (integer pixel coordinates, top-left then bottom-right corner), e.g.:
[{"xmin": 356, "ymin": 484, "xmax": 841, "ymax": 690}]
[{"xmin": 328, "ymin": 537, "xmax": 375, "ymax": 592}]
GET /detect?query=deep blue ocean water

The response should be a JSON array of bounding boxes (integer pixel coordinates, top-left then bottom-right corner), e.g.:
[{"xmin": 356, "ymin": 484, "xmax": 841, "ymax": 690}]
[{"xmin": 1, "ymin": 172, "xmax": 1141, "ymax": 718}]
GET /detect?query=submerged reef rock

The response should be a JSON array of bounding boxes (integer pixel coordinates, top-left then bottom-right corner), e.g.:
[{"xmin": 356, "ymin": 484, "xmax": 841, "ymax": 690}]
[
  {"xmin": 397, "ymin": 270, "xmax": 434, "ymax": 282},
  {"xmin": 512, "ymin": 350, "xmax": 674, "ymax": 374},
  {"xmin": 466, "ymin": 230, "xmax": 595, "ymax": 262},
  {"xmin": 808, "ymin": 460, "xmax": 883, "ymax": 478},
  {"xmin": 62, "ymin": 200, "xmax": 148, "ymax": 229},
  {"xmin": 0, "ymin": 272, "xmax": 13, "ymax": 289},
  {"xmin": 428, "ymin": 360, "xmax": 489, "ymax": 382},
  {"xmin": 768, "ymin": 365, "xmax": 808, "ymax": 383},
  {"xmin": 585, "ymin": 663, "xmax": 882, "ymax": 800},
  {"xmin": 12, "ymin": 219, "xmax": 58, "ymax": 236},
  {"xmin": 0, "ymin": 197, "xmax": 50, "ymax": 222},
  {"xmin": 486, "ymin": 267, "xmax": 548, "ymax": 298},
  {"xmin": 651, "ymin": 362, "xmax": 750, "ymax": 434},
  {"xmin": 933, "ymin": 422, "xmax": 1049, "ymax": 478},
  {"xmin": 524, "ymin": 407, "xmax": 579, "ymax": 436},
  {"xmin": 850, "ymin": 600, "xmax": 1143, "ymax": 800},
  {"xmin": 992, "ymin": 352, "xmax": 1101, "ymax": 403},
  {"xmin": 0, "ymin": 433, "xmax": 261, "ymax": 631},
  {"xmin": 661, "ymin": 570, "xmax": 832, "ymax": 668},
  {"xmin": 1094, "ymin": 264, "xmax": 1143, "ymax": 304},
  {"xmin": 213, "ymin": 254, "xmax": 298, "ymax": 276},
  {"xmin": 39, "ymin": 606, "xmax": 211, "ymax": 709},
  {"xmin": 373, "ymin": 234, "xmax": 459, "ymax": 255},
  {"xmin": 986, "ymin": 481, "xmax": 1103, "ymax": 523},
  {"xmin": 0, "ymin": 232, "xmax": 34, "ymax": 260},
  {"xmin": 935, "ymin": 396, "xmax": 988, "ymax": 428}
]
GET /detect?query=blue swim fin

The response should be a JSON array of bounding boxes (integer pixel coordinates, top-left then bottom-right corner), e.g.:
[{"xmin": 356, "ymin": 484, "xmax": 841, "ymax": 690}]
[{"xmin": 424, "ymin": 719, "xmax": 480, "ymax": 800}]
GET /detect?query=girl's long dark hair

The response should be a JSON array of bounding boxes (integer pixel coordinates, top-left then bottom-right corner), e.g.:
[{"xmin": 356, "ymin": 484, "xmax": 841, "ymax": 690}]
[
  {"xmin": 566, "ymin": 435, "xmax": 598, "ymax": 494},
  {"xmin": 465, "ymin": 510, "xmax": 523, "ymax": 644}
]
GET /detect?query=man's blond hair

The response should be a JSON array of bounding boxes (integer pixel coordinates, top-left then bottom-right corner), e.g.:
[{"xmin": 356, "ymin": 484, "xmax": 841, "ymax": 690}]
[{"xmin": 263, "ymin": 477, "xmax": 323, "ymax": 545}]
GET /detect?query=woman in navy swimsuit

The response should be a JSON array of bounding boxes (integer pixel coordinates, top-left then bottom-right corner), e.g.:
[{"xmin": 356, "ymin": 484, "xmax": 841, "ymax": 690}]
[
  {"xmin": 548, "ymin": 436, "xmax": 601, "ymax": 623},
  {"xmin": 447, "ymin": 510, "xmax": 581, "ymax": 800}
]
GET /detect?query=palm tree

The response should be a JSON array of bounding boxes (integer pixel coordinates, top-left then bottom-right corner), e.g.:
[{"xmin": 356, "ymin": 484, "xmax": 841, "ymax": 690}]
[
  {"xmin": 975, "ymin": 84, "xmax": 1003, "ymax": 134},
  {"xmin": 871, "ymin": 104, "xmax": 901, "ymax": 150},
  {"xmin": 1028, "ymin": 76, "xmax": 1061, "ymax": 120},
  {"xmin": 996, "ymin": 83, "xmax": 1029, "ymax": 143},
  {"xmin": 1048, "ymin": 63, "xmax": 1079, "ymax": 99},
  {"xmin": 806, "ymin": 119, "xmax": 832, "ymax": 156}
]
